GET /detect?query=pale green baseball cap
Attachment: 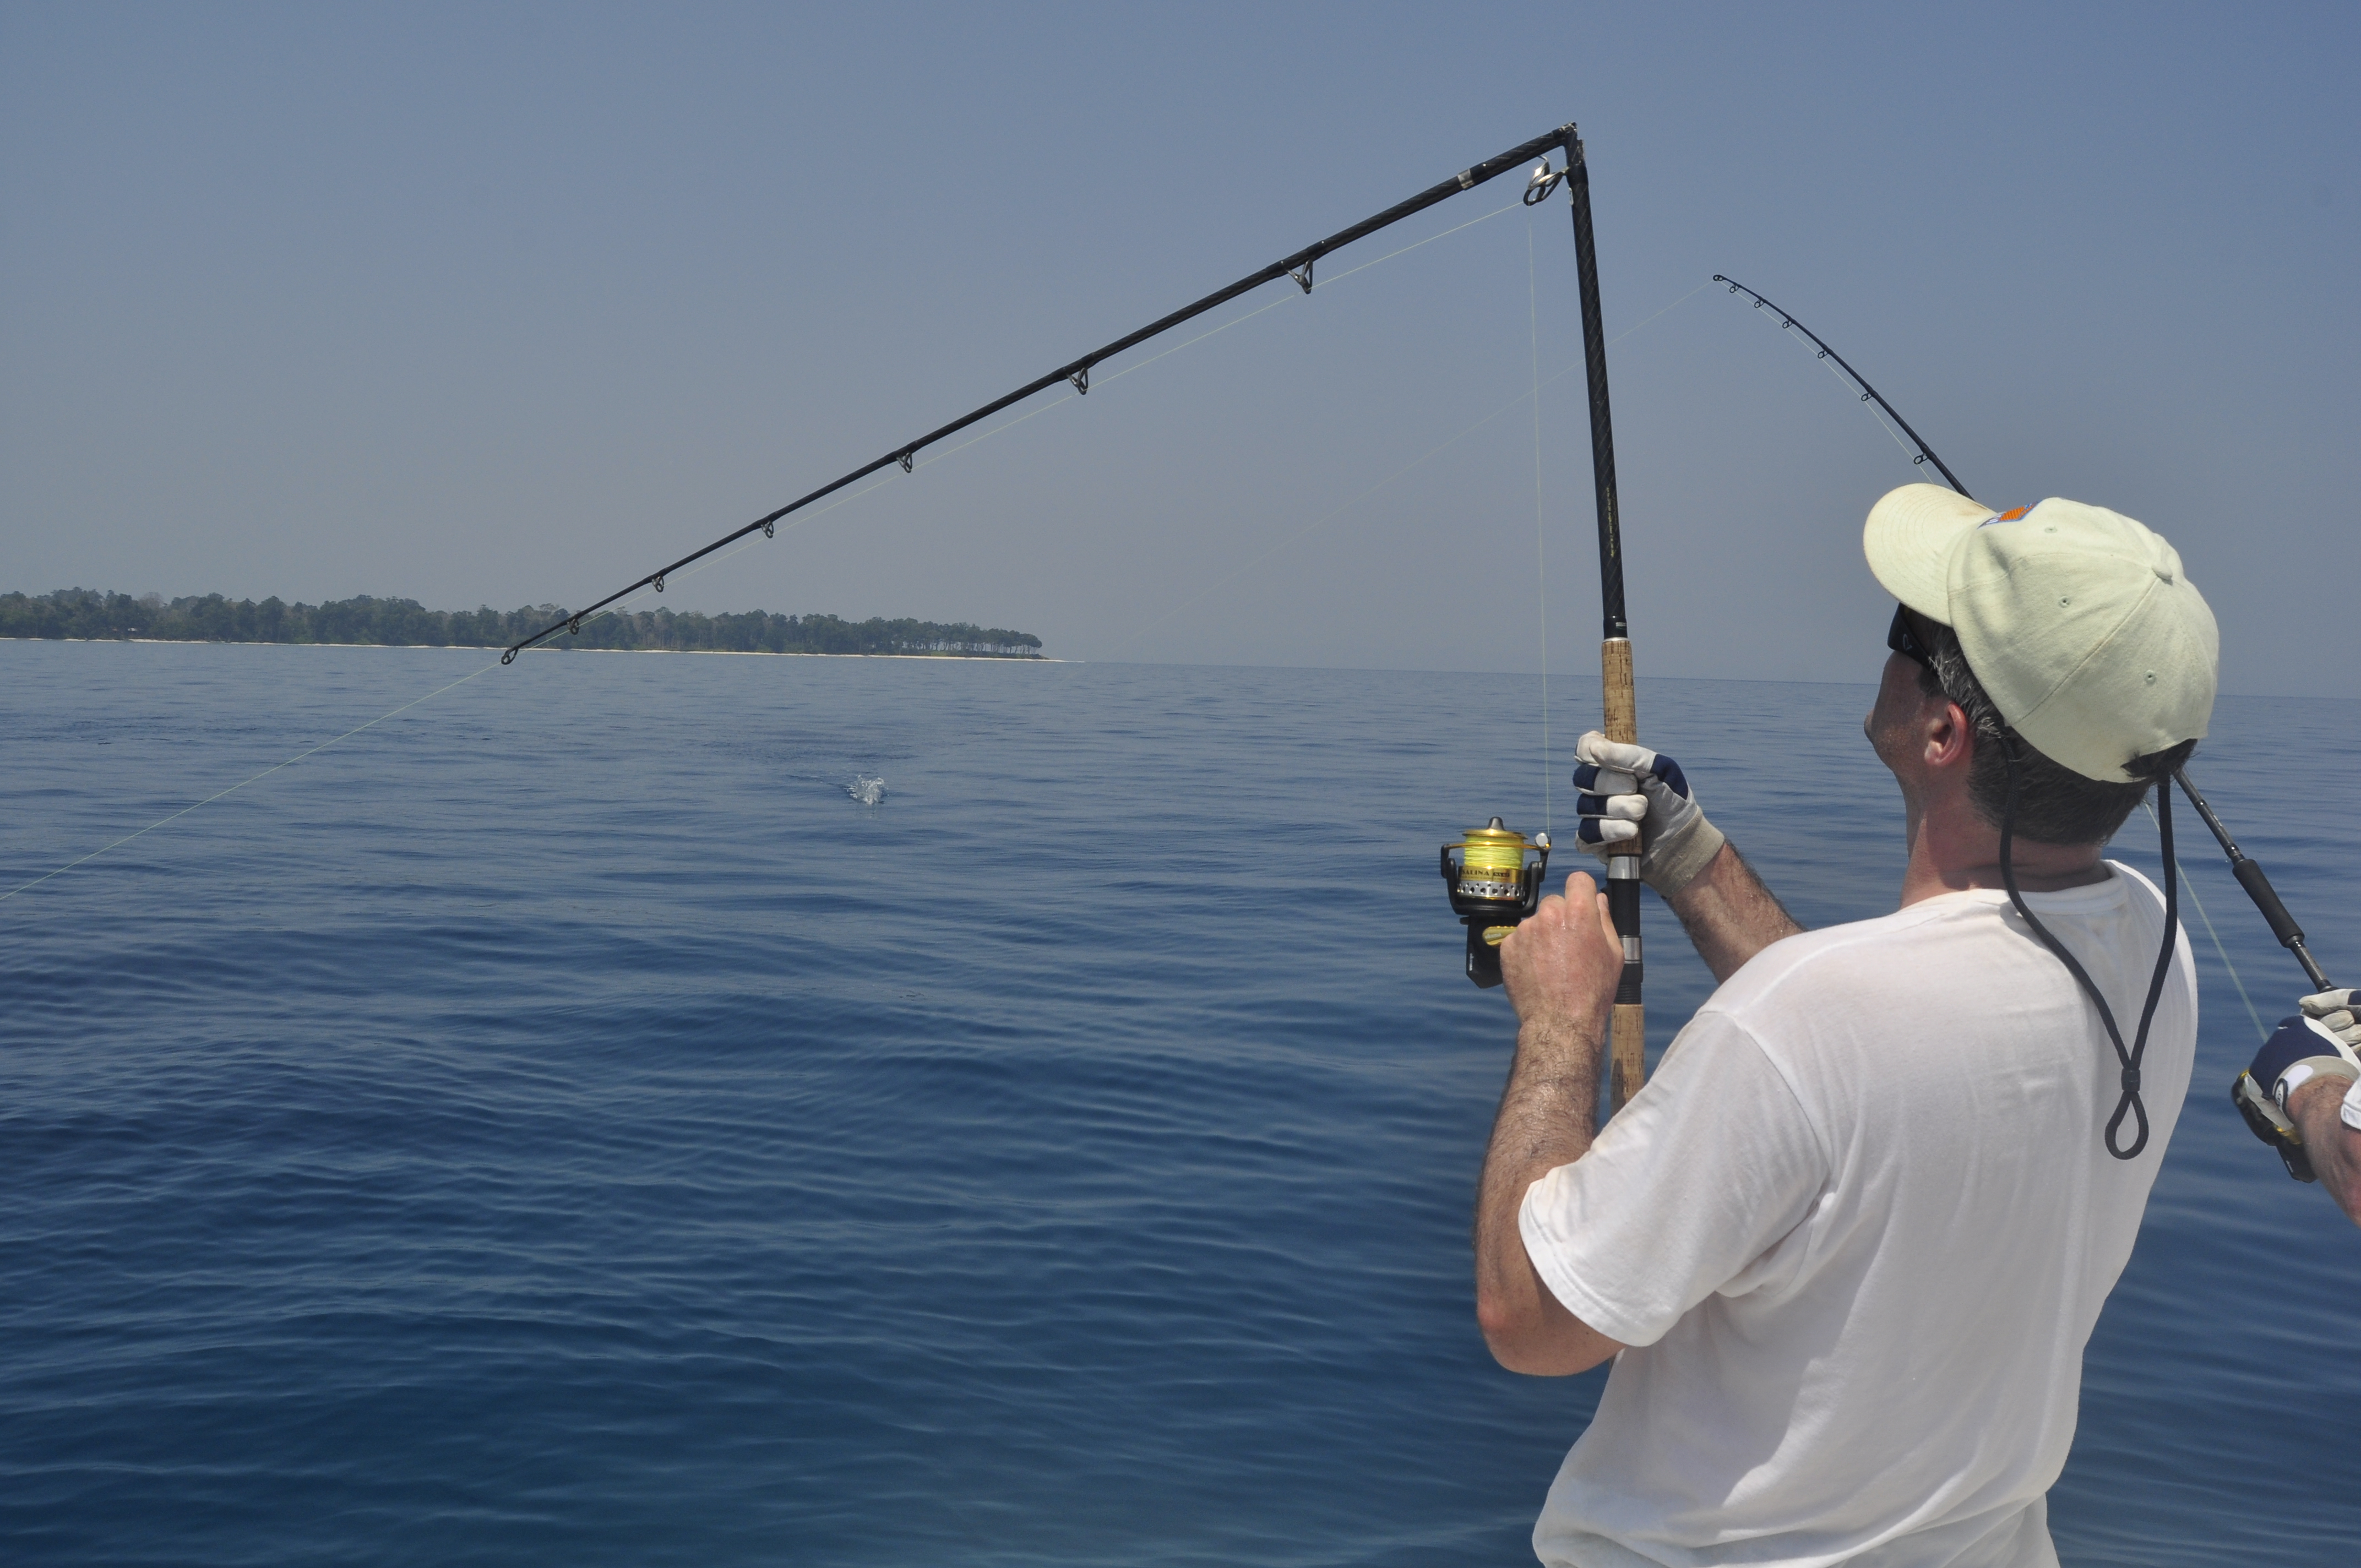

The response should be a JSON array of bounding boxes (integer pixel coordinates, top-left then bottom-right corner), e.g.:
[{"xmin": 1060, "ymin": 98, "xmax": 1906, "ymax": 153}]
[{"xmin": 1864, "ymin": 483, "xmax": 2218, "ymax": 783}]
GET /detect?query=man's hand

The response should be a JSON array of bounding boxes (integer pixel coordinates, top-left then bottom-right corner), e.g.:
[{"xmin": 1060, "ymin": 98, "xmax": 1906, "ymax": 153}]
[
  {"xmin": 1571, "ymin": 729, "xmax": 1802, "ymax": 983},
  {"xmin": 2284, "ymin": 1072, "xmax": 2361, "ymax": 1227},
  {"xmin": 1476, "ymin": 873, "xmax": 1628, "ymax": 1376},
  {"xmin": 2254, "ymin": 1000, "xmax": 2361, "ymax": 1224},
  {"xmin": 1500, "ymin": 869, "xmax": 1629, "ymax": 1038},
  {"xmin": 1571, "ymin": 731, "xmax": 1726, "ymax": 896}
]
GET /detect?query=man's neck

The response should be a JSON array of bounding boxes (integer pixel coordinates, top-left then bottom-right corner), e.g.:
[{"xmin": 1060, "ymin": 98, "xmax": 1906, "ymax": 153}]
[{"xmin": 1898, "ymin": 792, "xmax": 2109, "ymax": 908}]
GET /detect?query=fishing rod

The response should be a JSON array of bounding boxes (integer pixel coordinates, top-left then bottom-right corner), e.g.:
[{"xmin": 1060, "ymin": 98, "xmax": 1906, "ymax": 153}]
[
  {"xmin": 499, "ymin": 123, "xmax": 1588, "ymax": 665},
  {"xmin": 1436, "ymin": 134, "xmax": 1650, "ymax": 1112},
  {"xmin": 1711, "ymin": 275, "xmax": 2335, "ymax": 995}
]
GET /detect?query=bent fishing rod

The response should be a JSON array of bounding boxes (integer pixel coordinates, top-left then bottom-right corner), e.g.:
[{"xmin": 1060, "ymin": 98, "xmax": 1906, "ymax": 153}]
[
  {"xmin": 1712, "ymin": 275, "xmax": 2335, "ymax": 997},
  {"xmin": 498, "ymin": 122, "xmax": 1590, "ymax": 665},
  {"xmin": 1437, "ymin": 133, "xmax": 1652, "ymax": 1112}
]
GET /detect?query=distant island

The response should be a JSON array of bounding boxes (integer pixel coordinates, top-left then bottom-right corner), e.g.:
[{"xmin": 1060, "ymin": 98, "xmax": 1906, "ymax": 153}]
[{"xmin": 1, "ymin": 589, "xmax": 1045, "ymax": 659}]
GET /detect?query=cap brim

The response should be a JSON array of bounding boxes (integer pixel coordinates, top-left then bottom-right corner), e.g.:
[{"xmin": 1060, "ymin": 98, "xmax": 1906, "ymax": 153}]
[{"xmin": 1863, "ymin": 483, "xmax": 1991, "ymax": 622}]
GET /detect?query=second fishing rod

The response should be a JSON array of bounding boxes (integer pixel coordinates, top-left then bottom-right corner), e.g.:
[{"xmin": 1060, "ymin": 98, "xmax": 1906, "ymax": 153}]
[{"xmin": 1709, "ymin": 273, "xmax": 2332, "ymax": 1001}]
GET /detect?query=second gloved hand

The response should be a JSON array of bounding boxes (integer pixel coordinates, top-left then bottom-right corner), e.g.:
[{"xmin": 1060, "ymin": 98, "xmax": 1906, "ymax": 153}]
[
  {"xmin": 1572, "ymin": 731, "xmax": 1726, "ymax": 897},
  {"xmin": 2248, "ymin": 1002, "xmax": 2361, "ymax": 1111}
]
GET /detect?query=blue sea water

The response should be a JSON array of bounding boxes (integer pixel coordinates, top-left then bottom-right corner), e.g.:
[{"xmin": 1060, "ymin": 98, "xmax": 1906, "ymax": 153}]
[{"xmin": 2, "ymin": 639, "xmax": 2355, "ymax": 1567}]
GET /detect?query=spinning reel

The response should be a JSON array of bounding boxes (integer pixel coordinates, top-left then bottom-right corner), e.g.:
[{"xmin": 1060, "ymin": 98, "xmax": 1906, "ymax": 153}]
[{"xmin": 1440, "ymin": 819, "xmax": 1550, "ymax": 988}]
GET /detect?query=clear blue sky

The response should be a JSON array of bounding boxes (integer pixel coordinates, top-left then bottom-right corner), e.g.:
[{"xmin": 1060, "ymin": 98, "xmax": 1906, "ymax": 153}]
[{"xmin": 4, "ymin": 2, "xmax": 2354, "ymax": 696}]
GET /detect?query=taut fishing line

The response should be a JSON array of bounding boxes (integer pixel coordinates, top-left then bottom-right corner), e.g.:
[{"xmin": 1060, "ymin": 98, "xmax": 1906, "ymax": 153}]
[
  {"xmin": 1711, "ymin": 277, "xmax": 1967, "ymax": 492},
  {"xmin": 1530, "ymin": 221, "xmax": 1553, "ymax": 832},
  {"xmin": 2148, "ymin": 796, "xmax": 2267, "ymax": 1041},
  {"xmin": 1, "ymin": 658, "xmax": 504, "ymax": 906},
  {"xmin": 1085, "ymin": 197, "xmax": 1527, "ymax": 392}
]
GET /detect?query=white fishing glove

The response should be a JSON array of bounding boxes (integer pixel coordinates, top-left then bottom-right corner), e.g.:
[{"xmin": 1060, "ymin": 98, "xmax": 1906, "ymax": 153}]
[
  {"xmin": 2299, "ymin": 989, "xmax": 2361, "ymax": 1050},
  {"xmin": 1571, "ymin": 731, "xmax": 1726, "ymax": 897}
]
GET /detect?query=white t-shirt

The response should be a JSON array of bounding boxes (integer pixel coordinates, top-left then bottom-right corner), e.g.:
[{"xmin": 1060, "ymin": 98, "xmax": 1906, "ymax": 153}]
[{"xmin": 1518, "ymin": 863, "xmax": 2195, "ymax": 1568}]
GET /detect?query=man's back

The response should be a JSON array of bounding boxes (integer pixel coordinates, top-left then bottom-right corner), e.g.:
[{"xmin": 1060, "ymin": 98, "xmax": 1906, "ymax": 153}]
[{"xmin": 1517, "ymin": 863, "xmax": 2195, "ymax": 1568}]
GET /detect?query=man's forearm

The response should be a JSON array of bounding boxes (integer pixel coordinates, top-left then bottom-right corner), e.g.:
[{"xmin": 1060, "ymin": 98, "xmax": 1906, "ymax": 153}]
[
  {"xmin": 1472, "ymin": 1015, "xmax": 1620, "ymax": 1375},
  {"xmin": 2287, "ymin": 1076, "xmax": 2361, "ymax": 1226},
  {"xmin": 1662, "ymin": 841, "xmax": 1804, "ymax": 983},
  {"xmin": 1478, "ymin": 1017, "xmax": 1602, "ymax": 1264}
]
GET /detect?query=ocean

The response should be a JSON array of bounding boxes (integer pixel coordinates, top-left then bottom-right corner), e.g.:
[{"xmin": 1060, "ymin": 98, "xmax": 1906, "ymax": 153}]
[{"xmin": 3, "ymin": 639, "xmax": 2355, "ymax": 1566}]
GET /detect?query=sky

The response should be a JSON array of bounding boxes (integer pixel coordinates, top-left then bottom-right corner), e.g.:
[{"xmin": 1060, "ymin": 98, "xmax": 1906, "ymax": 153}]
[{"xmin": 3, "ymin": 2, "xmax": 2355, "ymax": 696}]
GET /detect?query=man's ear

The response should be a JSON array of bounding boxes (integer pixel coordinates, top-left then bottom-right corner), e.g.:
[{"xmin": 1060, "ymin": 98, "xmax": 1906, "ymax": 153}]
[{"xmin": 1925, "ymin": 698, "xmax": 1974, "ymax": 772}]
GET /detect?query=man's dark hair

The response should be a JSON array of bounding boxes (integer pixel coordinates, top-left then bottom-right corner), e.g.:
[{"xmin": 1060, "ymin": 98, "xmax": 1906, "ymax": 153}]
[{"xmin": 1915, "ymin": 622, "xmax": 2196, "ymax": 847}]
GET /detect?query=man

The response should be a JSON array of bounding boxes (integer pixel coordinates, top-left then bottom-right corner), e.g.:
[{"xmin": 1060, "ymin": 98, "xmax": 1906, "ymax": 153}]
[
  {"xmin": 1474, "ymin": 484, "xmax": 2217, "ymax": 1567},
  {"xmin": 2243, "ymin": 989, "xmax": 2361, "ymax": 1221}
]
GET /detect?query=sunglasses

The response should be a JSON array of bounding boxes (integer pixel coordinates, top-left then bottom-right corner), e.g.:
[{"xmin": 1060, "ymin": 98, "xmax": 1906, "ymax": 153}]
[{"xmin": 1886, "ymin": 603, "xmax": 1937, "ymax": 669}]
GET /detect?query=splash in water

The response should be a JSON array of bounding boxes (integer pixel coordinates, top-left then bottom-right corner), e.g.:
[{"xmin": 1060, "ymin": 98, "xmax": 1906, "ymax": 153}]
[{"xmin": 847, "ymin": 775, "xmax": 885, "ymax": 807}]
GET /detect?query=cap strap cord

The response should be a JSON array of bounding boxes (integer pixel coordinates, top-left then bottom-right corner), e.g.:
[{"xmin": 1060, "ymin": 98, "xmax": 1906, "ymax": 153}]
[{"xmin": 1998, "ymin": 748, "xmax": 2180, "ymax": 1160}]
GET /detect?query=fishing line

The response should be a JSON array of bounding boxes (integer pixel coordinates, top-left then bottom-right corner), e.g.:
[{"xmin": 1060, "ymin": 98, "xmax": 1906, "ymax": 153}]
[
  {"xmin": 1729, "ymin": 291, "xmax": 1927, "ymax": 466},
  {"xmin": 1091, "ymin": 199, "xmax": 1526, "ymax": 394},
  {"xmin": 1711, "ymin": 277, "xmax": 1967, "ymax": 492},
  {"xmin": 877, "ymin": 206, "xmax": 1527, "ymax": 499},
  {"xmin": 1101, "ymin": 406, "xmax": 1526, "ymax": 655},
  {"xmin": 1529, "ymin": 222, "xmax": 1552, "ymax": 831},
  {"xmin": 1617, "ymin": 279, "xmax": 1713, "ymax": 346},
  {"xmin": 799, "ymin": 202, "xmax": 1531, "ymax": 493},
  {"xmin": 763, "ymin": 203, "xmax": 1524, "ymax": 534},
  {"xmin": 1308, "ymin": 198, "xmax": 1526, "ymax": 289},
  {"xmin": 1810, "ymin": 347, "xmax": 1922, "ymax": 466},
  {"xmin": 1096, "ymin": 199, "xmax": 1527, "ymax": 394},
  {"xmin": 2148, "ymin": 796, "xmax": 2268, "ymax": 1041},
  {"xmin": 1, "ymin": 657, "xmax": 503, "ymax": 906},
  {"xmin": 9, "ymin": 417, "xmax": 873, "ymax": 906}
]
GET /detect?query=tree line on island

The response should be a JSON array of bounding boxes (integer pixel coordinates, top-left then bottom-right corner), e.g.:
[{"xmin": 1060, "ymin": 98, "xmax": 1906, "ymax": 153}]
[{"xmin": 1, "ymin": 589, "xmax": 1045, "ymax": 659}]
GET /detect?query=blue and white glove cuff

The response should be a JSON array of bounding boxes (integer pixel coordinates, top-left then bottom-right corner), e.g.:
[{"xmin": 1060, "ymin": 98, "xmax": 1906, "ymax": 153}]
[{"xmin": 2269, "ymin": 1017, "xmax": 2361, "ymax": 1110}]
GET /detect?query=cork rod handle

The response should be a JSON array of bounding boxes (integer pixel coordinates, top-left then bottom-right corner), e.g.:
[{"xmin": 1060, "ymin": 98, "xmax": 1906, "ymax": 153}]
[{"xmin": 1601, "ymin": 637, "xmax": 1637, "ymax": 747}]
